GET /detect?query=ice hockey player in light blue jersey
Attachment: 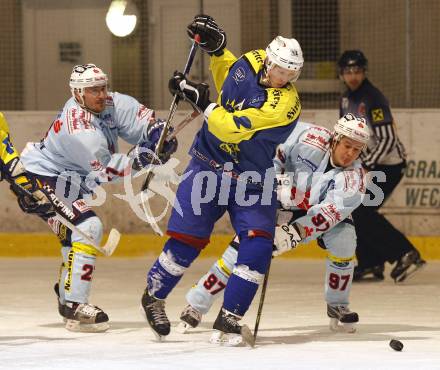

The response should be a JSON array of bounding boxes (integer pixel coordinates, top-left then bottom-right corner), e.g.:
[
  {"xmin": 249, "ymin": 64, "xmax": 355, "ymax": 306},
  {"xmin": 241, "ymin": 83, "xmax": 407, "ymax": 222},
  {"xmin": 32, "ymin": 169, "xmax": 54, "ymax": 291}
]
[
  {"xmin": 20, "ymin": 64, "xmax": 177, "ymax": 333},
  {"xmin": 178, "ymin": 114, "xmax": 370, "ymax": 335}
]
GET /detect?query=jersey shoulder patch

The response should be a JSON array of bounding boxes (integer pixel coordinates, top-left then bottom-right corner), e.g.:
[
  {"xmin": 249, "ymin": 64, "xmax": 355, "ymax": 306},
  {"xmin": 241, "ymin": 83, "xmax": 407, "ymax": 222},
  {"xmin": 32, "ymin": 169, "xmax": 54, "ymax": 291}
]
[
  {"xmin": 105, "ymin": 95, "xmax": 115, "ymax": 107},
  {"xmin": 242, "ymin": 49, "xmax": 266, "ymax": 74},
  {"xmin": 66, "ymin": 107, "xmax": 95, "ymax": 135},
  {"xmin": 301, "ymin": 127, "xmax": 331, "ymax": 152}
]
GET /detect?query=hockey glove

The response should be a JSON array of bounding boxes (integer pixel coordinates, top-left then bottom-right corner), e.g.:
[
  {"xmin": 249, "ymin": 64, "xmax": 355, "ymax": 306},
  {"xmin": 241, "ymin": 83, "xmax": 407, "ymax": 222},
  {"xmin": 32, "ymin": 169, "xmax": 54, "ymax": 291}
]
[
  {"xmin": 9, "ymin": 176, "xmax": 54, "ymax": 218},
  {"xmin": 129, "ymin": 119, "xmax": 178, "ymax": 170},
  {"xmin": 168, "ymin": 71, "xmax": 213, "ymax": 113},
  {"xmin": 276, "ymin": 173, "xmax": 294, "ymax": 209},
  {"xmin": 187, "ymin": 14, "xmax": 226, "ymax": 56},
  {"xmin": 273, "ymin": 222, "xmax": 303, "ymax": 257}
]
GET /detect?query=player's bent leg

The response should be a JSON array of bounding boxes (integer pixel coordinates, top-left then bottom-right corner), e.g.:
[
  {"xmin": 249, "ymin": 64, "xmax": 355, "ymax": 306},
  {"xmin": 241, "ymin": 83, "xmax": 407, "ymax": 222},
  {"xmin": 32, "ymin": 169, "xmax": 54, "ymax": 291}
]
[
  {"xmin": 212, "ymin": 232, "xmax": 272, "ymax": 347},
  {"xmin": 62, "ymin": 242, "xmax": 109, "ymax": 333},
  {"xmin": 61, "ymin": 216, "xmax": 109, "ymax": 333},
  {"xmin": 178, "ymin": 238, "xmax": 239, "ymax": 333},
  {"xmin": 142, "ymin": 236, "xmax": 203, "ymax": 340},
  {"xmin": 321, "ymin": 222, "xmax": 358, "ymax": 333}
]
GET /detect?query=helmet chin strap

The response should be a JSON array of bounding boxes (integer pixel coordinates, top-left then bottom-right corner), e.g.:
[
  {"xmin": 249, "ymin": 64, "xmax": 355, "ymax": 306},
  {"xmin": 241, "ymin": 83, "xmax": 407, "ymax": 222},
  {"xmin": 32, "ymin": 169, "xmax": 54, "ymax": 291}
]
[
  {"xmin": 329, "ymin": 135, "xmax": 343, "ymax": 168},
  {"xmin": 74, "ymin": 90, "xmax": 101, "ymax": 115},
  {"xmin": 329, "ymin": 153, "xmax": 339, "ymax": 168},
  {"xmin": 259, "ymin": 62, "xmax": 271, "ymax": 87}
]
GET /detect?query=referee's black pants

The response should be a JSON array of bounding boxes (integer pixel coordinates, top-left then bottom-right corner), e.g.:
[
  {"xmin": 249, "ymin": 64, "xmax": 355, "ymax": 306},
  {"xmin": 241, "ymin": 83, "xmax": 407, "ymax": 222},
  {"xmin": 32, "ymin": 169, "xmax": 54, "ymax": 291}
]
[{"xmin": 353, "ymin": 162, "xmax": 417, "ymax": 268}]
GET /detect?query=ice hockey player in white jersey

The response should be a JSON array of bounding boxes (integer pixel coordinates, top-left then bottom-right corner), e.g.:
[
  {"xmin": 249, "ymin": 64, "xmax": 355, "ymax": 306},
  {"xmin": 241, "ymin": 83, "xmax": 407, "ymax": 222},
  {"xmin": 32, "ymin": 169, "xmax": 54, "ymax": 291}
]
[
  {"xmin": 178, "ymin": 114, "xmax": 370, "ymax": 336},
  {"xmin": 20, "ymin": 64, "xmax": 177, "ymax": 332}
]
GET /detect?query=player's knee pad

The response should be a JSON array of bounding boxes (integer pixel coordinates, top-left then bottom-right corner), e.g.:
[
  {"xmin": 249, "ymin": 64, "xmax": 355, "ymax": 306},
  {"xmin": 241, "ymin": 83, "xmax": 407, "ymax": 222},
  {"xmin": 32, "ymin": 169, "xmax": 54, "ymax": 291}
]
[
  {"xmin": 322, "ymin": 223, "xmax": 356, "ymax": 260},
  {"xmin": 236, "ymin": 230, "xmax": 273, "ymax": 274},
  {"xmin": 72, "ymin": 216, "xmax": 103, "ymax": 247},
  {"xmin": 160, "ymin": 237, "xmax": 200, "ymax": 274},
  {"xmin": 327, "ymin": 252, "xmax": 355, "ymax": 270},
  {"xmin": 63, "ymin": 242, "xmax": 97, "ymax": 303},
  {"xmin": 232, "ymin": 264, "xmax": 265, "ymax": 285},
  {"xmin": 215, "ymin": 245, "xmax": 238, "ymax": 278}
]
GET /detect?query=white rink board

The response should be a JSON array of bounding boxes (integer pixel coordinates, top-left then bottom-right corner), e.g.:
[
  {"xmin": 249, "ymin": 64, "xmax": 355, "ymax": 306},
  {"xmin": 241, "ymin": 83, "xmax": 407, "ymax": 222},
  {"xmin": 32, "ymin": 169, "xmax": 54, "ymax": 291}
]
[{"xmin": 1, "ymin": 109, "xmax": 439, "ymax": 235}]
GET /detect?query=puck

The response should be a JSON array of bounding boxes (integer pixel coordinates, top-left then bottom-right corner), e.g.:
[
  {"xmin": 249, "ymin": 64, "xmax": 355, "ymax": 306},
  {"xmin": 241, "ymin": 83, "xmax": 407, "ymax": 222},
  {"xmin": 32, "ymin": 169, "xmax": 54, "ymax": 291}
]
[{"xmin": 389, "ymin": 339, "xmax": 404, "ymax": 351}]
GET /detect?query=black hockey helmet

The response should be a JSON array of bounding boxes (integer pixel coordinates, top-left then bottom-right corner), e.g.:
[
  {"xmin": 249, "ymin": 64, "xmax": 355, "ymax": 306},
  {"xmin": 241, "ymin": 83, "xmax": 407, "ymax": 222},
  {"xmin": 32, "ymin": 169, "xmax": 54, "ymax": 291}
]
[{"xmin": 338, "ymin": 50, "xmax": 368, "ymax": 72}]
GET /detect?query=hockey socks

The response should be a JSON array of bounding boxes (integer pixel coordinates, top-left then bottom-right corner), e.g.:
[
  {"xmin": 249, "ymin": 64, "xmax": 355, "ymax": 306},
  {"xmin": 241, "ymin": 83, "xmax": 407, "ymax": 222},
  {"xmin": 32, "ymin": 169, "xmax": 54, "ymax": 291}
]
[
  {"xmin": 222, "ymin": 234, "xmax": 272, "ymax": 316},
  {"xmin": 147, "ymin": 238, "xmax": 200, "ymax": 299},
  {"xmin": 222, "ymin": 273, "xmax": 259, "ymax": 316}
]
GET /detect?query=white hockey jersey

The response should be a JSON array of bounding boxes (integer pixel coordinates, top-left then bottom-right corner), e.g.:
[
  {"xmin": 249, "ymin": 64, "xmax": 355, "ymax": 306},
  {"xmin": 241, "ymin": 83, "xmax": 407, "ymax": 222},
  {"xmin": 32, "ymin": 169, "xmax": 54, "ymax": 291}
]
[
  {"xmin": 21, "ymin": 92, "xmax": 154, "ymax": 187},
  {"xmin": 274, "ymin": 122, "xmax": 366, "ymax": 242}
]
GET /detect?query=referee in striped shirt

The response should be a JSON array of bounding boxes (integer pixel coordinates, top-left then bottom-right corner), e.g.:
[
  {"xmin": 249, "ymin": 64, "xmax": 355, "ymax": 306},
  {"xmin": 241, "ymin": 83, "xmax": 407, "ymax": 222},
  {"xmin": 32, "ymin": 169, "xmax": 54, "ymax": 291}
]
[{"xmin": 338, "ymin": 50, "xmax": 425, "ymax": 283}]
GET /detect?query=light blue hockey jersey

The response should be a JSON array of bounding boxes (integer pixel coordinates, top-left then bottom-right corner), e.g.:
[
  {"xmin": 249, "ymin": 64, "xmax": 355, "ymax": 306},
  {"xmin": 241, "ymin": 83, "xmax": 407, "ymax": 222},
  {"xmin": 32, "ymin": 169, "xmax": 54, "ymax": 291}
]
[
  {"xmin": 21, "ymin": 92, "xmax": 154, "ymax": 187},
  {"xmin": 274, "ymin": 122, "xmax": 366, "ymax": 242}
]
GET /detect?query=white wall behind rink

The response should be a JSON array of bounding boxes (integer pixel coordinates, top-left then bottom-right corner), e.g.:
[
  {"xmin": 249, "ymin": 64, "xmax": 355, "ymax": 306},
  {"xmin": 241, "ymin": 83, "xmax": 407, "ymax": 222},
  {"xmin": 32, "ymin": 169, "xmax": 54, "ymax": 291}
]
[{"xmin": 1, "ymin": 109, "xmax": 439, "ymax": 236}]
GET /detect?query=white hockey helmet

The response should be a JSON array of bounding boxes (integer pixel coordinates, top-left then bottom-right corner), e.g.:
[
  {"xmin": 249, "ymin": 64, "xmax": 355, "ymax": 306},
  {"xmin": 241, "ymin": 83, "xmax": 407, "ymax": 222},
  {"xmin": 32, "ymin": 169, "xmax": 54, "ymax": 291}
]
[
  {"xmin": 70, "ymin": 64, "xmax": 108, "ymax": 98},
  {"xmin": 333, "ymin": 113, "xmax": 370, "ymax": 147},
  {"xmin": 265, "ymin": 36, "xmax": 304, "ymax": 82}
]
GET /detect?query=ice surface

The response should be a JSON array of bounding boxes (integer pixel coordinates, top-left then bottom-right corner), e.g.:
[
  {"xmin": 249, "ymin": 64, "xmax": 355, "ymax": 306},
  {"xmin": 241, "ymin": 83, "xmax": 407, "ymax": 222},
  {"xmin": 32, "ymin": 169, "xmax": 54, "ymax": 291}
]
[{"xmin": 0, "ymin": 258, "xmax": 439, "ymax": 370}]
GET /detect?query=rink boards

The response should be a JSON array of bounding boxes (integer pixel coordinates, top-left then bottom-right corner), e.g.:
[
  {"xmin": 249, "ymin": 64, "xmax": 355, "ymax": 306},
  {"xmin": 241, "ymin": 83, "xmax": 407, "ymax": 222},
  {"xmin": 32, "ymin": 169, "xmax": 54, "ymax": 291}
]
[
  {"xmin": 0, "ymin": 109, "xmax": 439, "ymax": 258},
  {"xmin": 0, "ymin": 233, "xmax": 439, "ymax": 259}
]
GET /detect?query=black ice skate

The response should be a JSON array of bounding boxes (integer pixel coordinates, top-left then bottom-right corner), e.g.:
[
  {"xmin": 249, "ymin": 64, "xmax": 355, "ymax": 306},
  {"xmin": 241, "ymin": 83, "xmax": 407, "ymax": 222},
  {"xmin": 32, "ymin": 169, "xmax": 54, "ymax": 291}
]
[
  {"xmin": 353, "ymin": 264, "xmax": 384, "ymax": 282},
  {"xmin": 63, "ymin": 301, "xmax": 109, "ymax": 333},
  {"xmin": 390, "ymin": 250, "xmax": 426, "ymax": 283},
  {"xmin": 327, "ymin": 304, "xmax": 359, "ymax": 333},
  {"xmin": 210, "ymin": 308, "xmax": 255, "ymax": 347},
  {"xmin": 141, "ymin": 288, "xmax": 170, "ymax": 340},
  {"xmin": 176, "ymin": 304, "xmax": 202, "ymax": 334}
]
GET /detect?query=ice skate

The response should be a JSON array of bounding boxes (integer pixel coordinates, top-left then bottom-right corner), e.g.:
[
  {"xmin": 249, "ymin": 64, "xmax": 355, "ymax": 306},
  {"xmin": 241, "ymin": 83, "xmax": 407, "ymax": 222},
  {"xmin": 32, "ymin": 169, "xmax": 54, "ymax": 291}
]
[
  {"xmin": 327, "ymin": 304, "xmax": 359, "ymax": 333},
  {"xmin": 176, "ymin": 304, "xmax": 202, "ymax": 334},
  {"xmin": 391, "ymin": 250, "xmax": 426, "ymax": 283},
  {"xmin": 53, "ymin": 283, "xmax": 66, "ymax": 322},
  {"xmin": 353, "ymin": 264, "xmax": 384, "ymax": 282},
  {"xmin": 63, "ymin": 301, "xmax": 109, "ymax": 333},
  {"xmin": 141, "ymin": 288, "xmax": 170, "ymax": 340},
  {"xmin": 210, "ymin": 308, "xmax": 255, "ymax": 347}
]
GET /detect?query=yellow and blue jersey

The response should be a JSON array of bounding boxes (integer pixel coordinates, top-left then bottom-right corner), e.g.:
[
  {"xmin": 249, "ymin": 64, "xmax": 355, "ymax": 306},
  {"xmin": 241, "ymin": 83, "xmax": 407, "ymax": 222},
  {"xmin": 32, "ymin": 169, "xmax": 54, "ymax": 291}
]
[
  {"xmin": 191, "ymin": 49, "xmax": 301, "ymax": 182},
  {"xmin": 0, "ymin": 112, "xmax": 21, "ymax": 176}
]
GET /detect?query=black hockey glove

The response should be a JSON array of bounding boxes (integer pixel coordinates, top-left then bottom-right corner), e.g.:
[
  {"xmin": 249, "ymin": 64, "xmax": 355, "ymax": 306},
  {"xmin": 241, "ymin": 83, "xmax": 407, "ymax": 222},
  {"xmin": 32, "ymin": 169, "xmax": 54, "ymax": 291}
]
[
  {"xmin": 187, "ymin": 14, "xmax": 226, "ymax": 56},
  {"xmin": 168, "ymin": 71, "xmax": 212, "ymax": 113},
  {"xmin": 9, "ymin": 179, "xmax": 55, "ymax": 219}
]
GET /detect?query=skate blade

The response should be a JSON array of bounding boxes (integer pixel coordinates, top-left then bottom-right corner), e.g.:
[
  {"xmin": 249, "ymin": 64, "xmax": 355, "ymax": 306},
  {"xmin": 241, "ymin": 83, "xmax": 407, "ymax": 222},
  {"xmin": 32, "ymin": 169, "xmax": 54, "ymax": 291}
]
[
  {"xmin": 329, "ymin": 318, "xmax": 356, "ymax": 333},
  {"xmin": 241, "ymin": 325, "xmax": 255, "ymax": 347},
  {"xmin": 152, "ymin": 331, "xmax": 166, "ymax": 341},
  {"xmin": 209, "ymin": 330, "xmax": 245, "ymax": 347},
  {"xmin": 175, "ymin": 321, "xmax": 193, "ymax": 334},
  {"xmin": 394, "ymin": 261, "xmax": 426, "ymax": 283},
  {"xmin": 65, "ymin": 319, "xmax": 110, "ymax": 333}
]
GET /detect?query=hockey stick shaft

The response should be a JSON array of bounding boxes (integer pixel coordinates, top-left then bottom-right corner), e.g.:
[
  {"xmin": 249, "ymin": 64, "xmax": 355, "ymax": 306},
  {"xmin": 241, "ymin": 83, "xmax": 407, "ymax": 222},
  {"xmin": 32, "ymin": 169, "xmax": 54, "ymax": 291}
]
[
  {"xmin": 253, "ymin": 258, "xmax": 272, "ymax": 340},
  {"xmin": 141, "ymin": 36, "xmax": 200, "ymax": 192},
  {"xmin": 10, "ymin": 181, "xmax": 120, "ymax": 256},
  {"xmin": 52, "ymin": 214, "xmax": 120, "ymax": 256},
  {"xmin": 166, "ymin": 110, "xmax": 201, "ymax": 141}
]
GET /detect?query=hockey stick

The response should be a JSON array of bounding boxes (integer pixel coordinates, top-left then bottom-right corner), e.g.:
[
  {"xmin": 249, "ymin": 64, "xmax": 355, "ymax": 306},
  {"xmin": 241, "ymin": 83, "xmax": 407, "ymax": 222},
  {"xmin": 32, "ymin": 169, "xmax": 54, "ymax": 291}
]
[
  {"xmin": 52, "ymin": 214, "xmax": 120, "ymax": 256},
  {"xmin": 253, "ymin": 258, "xmax": 272, "ymax": 341},
  {"xmin": 141, "ymin": 35, "xmax": 200, "ymax": 193},
  {"xmin": 166, "ymin": 110, "xmax": 201, "ymax": 141},
  {"xmin": 10, "ymin": 182, "xmax": 120, "ymax": 256}
]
